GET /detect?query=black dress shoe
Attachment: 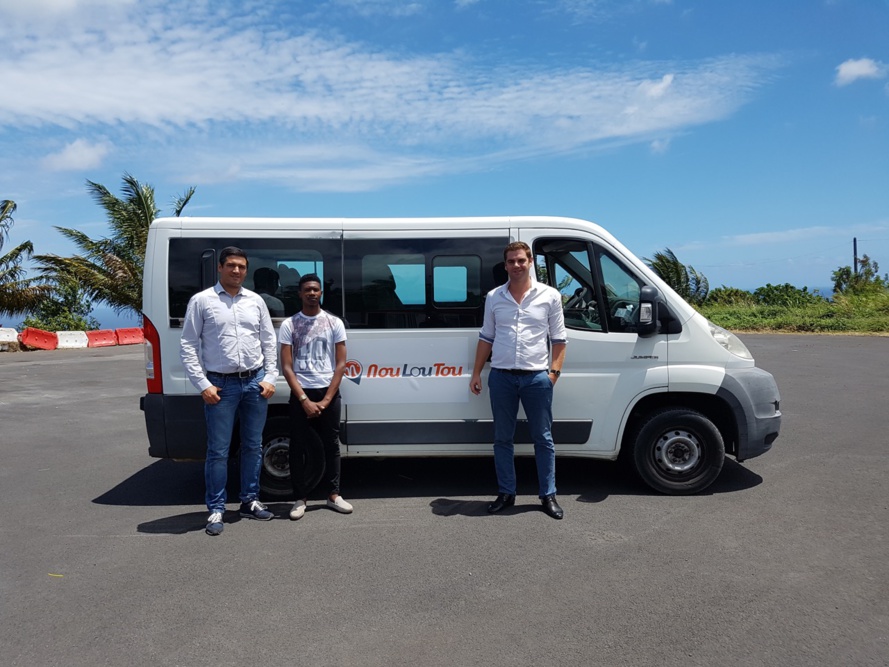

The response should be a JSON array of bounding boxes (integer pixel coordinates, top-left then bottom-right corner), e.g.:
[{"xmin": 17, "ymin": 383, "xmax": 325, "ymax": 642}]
[
  {"xmin": 541, "ymin": 494, "xmax": 564, "ymax": 520},
  {"xmin": 487, "ymin": 493, "xmax": 515, "ymax": 513}
]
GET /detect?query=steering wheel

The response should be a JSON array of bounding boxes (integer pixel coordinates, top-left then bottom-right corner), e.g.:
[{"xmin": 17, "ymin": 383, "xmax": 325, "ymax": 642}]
[{"xmin": 565, "ymin": 286, "xmax": 590, "ymax": 310}]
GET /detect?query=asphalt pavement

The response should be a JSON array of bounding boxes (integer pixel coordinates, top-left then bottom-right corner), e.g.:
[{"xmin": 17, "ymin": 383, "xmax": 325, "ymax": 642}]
[{"xmin": 0, "ymin": 335, "xmax": 886, "ymax": 666}]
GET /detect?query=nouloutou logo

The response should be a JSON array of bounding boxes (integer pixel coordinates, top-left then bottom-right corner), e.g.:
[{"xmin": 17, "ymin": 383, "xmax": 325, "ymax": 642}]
[
  {"xmin": 344, "ymin": 359, "xmax": 363, "ymax": 384},
  {"xmin": 344, "ymin": 359, "xmax": 464, "ymax": 385}
]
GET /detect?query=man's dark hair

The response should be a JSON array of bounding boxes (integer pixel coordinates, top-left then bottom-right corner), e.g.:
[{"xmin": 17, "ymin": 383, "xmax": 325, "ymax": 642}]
[
  {"xmin": 219, "ymin": 246, "xmax": 248, "ymax": 267},
  {"xmin": 299, "ymin": 273, "xmax": 322, "ymax": 290}
]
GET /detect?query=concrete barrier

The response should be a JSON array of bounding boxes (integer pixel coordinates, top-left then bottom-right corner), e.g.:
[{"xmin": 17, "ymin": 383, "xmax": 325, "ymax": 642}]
[
  {"xmin": 56, "ymin": 331, "xmax": 90, "ymax": 349},
  {"xmin": 115, "ymin": 327, "xmax": 144, "ymax": 345},
  {"xmin": 86, "ymin": 330, "xmax": 118, "ymax": 347},
  {"xmin": 19, "ymin": 327, "xmax": 59, "ymax": 351}
]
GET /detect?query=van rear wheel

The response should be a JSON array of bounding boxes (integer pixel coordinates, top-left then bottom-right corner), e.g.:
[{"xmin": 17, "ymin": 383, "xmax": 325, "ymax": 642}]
[
  {"xmin": 632, "ymin": 408, "xmax": 724, "ymax": 495},
  {"xmin": 260, "ymin": 416, "xmax": 292, "ymax": 499}
]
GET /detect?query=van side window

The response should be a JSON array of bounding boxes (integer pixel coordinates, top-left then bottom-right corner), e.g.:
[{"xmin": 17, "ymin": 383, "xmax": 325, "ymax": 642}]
[
  {"xmin": 534, "ymin": 239, "xmax": 646, "ymax": 334},
  {"xmin": 596, "ymin": 249, "xmax": 643, "ymax": 333},
  {"xmin": 343, "ymin": 237, "xmax": 507, "ymax": 329},
  {"xmin": 168, "ymin": 238, "xmax": 342, "ymax": 322},
  {"xmin": 534, "ymin": 239, "xmax": 603, "ymax": 332}
]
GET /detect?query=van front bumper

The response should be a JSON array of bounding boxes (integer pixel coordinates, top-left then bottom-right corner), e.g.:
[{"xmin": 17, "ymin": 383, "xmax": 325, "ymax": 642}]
[{"xmin": 716, "ymin": 367, "xmax": 782, "ymax": 461}]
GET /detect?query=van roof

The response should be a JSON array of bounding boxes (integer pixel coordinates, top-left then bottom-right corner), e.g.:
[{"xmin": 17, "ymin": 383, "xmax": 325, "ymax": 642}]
[{"xmin": 150, "ymin": 215, "xmax": 611, "ymax": 236}]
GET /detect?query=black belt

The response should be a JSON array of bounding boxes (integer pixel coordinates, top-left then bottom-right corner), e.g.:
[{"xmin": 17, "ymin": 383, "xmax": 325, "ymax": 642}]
[
  {"xmin": 493, "ymin": 368, "xmax": 544, "ymax": 376},
  {"xmin": 208, "ymin": 367, "xmax": 261, "ymax": 378}
]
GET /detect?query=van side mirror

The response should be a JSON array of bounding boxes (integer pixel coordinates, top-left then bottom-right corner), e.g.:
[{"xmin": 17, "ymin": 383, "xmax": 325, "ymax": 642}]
[{"xmin": 637, "ymin": 285, "xmax": 659, "ymax": 337}]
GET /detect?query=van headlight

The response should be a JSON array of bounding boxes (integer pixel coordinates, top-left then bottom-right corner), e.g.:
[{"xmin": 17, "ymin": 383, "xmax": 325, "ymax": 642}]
[{"xmin": 708, "ymin": 321, "xmax": 752, "ymax": 360}]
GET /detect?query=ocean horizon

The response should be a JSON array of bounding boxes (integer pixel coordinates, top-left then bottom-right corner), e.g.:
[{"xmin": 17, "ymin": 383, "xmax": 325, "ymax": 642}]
[{"xmin": 1, "ymin": 305, "xmax": 142, "ymax": 332}]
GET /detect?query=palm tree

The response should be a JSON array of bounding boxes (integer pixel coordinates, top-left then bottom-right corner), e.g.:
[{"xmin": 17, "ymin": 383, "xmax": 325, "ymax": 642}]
[
  {"xmin": 34, "ymin": 174, "xmax": 195, "ymax": 317},
  {"xmin": 1, "ymin": 200, "xmax": 47, "ymax": 317},
  {"xmin": 644, "ymin": 247, "xmax": 709, "ymax": 305}
]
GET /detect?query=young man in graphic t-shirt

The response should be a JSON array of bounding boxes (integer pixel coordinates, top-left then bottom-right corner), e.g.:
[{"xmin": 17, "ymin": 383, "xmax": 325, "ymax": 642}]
[{"xmin": 279, "ymin": 273, "xmax": 352, "ymax": 519}]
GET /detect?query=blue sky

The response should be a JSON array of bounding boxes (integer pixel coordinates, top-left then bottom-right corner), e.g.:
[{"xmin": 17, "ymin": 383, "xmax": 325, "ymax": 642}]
[{"xmin": 2, "ymin": 0, "xmax": 888, "ymax": 323}]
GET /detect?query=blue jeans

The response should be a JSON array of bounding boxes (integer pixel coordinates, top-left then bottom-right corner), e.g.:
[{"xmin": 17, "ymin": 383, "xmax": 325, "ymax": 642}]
[
  {"xmin": 488, "ymin": 369, "xmax": 556, "ymax": 498},
  {"xmin": 204, "ymin": 372, "xmax": 268, "ymax": 512}
]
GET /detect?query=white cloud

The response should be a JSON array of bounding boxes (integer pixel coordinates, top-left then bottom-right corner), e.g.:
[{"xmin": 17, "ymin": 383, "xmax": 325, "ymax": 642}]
[
  {"xmin": 649, "ymin": 138, "xmax": 670, "ymax": 154},
  {"xmin": 326, "ymin": 0, "xmax": 426, "ymax": 17},
  {"xmin": 700, "ymin": 221, "xmax": 889, "ymax": 249},
  {"xmin": 834, "ymin": 58, "xmax": 887, "ymax": 86},
  {"xmin": 40, "ymin": 139, "xmax": 112, "ymax": 171},
  {"xmin": 725, "ymin": 226, "xmax": 838, "ymax": 246},
  {"xmin": 0, "ymin": 0, "xmax": 134, "ymax": 22},
  {"xmin": 0, "ymin": 1, "xmax": 780, "ymax": 191}
]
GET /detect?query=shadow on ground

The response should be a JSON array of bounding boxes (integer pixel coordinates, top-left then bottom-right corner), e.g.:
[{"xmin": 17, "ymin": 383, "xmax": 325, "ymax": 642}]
[
  {"xmin": 103, "ymin": 456, "xmax": 760, "ymax": 534},
  {"xmin": 97, "ymin": 455, "xmax": 761, "ymax": 509}
]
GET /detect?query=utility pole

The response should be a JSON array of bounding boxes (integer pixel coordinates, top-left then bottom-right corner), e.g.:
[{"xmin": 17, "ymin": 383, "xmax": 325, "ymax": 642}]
[{"xmin": 853, "ymin": 237, "xmax": 858, "ymax": 275}]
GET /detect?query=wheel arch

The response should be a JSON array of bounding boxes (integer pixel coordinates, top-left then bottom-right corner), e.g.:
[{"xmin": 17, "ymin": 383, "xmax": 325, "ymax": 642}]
[{"xmin": 620, "ymin": 391, "xmax": 739, "ymax": 458}]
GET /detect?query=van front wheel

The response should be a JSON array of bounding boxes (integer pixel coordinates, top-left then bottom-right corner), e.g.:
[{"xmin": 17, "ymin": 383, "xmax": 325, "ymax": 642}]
[
  {"xmin": 260, "ymin": 416, "xmax": 293, "ymax": 499},
  {"xmin": 632, "ymin": 408, "xmax": 724, "ymax": 495}
]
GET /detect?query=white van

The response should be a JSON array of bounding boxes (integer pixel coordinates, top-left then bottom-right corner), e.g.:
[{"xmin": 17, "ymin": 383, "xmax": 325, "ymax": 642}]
[{"xmin": 140, "ymin": 216, "xmax": 781, "ymax": 496}]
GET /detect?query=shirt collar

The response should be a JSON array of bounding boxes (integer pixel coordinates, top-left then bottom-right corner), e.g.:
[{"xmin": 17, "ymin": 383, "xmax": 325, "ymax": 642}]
[
  {"xmin": 496, "ymin": 280, "xmax": 544, "ymax": 300},
  {"xmin": 214, "ymin": 281, "xmax": 244, "ymax": 298}
]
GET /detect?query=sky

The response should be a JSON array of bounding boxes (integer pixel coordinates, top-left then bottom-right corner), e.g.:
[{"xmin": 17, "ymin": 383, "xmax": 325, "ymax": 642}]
[{"xmin": 2, "ymin": 0, "xmax": 888, "ymax": 327}]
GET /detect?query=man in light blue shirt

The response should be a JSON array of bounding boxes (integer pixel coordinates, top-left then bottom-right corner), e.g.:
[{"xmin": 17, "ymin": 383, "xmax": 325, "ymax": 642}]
[
  {"xmin": 180, "ymin": 247, "xmax": 278, "ymax": 535},
  {"xmin": 470, "ymin": 241, "xmax": 567, "ymax": 519}
]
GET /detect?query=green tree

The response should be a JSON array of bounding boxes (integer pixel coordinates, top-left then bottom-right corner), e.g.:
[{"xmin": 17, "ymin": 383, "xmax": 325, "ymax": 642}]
[
  {"xmin": 22, "ymin": 278, "xmax": 101, "ymax": 332},
  {"xmin": 644, "ymin": 247, "xmax": 710, "ymax": 305},
  {"xmin": 753, "ymin": 283, "xmax": 826, "ymax": 307},
  {"xmin": 34, "ymin": 174, "xmax": 195, "ymax": 317},
  {"xmin": 832, "ymin": 254, "xmax": 888, "ymax": 296},
  {"xmin": 1, "ymin": 200, "xmax": 48, "ymax": 318}
]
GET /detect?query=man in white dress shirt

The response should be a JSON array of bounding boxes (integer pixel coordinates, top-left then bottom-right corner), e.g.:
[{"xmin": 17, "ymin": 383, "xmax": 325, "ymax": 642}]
[
  {"xmin": 180, "ymin": 247, "xmax": 278, "ymax": 535},
  {"xmin": 470, "ymin": 241, "xmax": 567, "ymax": 519}
]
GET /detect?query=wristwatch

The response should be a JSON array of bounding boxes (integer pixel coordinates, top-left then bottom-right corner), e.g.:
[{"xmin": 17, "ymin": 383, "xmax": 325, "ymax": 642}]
[
  {"xmin": 549, "ymin": 369, "xmax": 561, "ymax": 378},
  {"xmin": 298, "ymin": 394, "xmax": 308, "ymax": 402}
]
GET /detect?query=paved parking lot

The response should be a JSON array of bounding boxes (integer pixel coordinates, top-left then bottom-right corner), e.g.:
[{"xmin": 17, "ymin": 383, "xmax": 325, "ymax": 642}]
[{"xmin": 0, "ymin": 335, "xmax": 886, "ymax": 666}]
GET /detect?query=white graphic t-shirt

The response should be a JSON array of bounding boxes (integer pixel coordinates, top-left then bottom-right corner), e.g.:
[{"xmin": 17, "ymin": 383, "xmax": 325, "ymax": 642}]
[{"xmin": 278, "ymin": 311, "xmax": 347, "ymax": 389}]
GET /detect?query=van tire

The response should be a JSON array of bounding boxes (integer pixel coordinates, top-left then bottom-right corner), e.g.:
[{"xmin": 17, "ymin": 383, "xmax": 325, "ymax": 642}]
[
  {"xmin": 260, "ymin": 416, "xmax": 294, "ymax": 499},
  {"xmin": 631, "ymin": 408, "xmax": 724, "ymax": 495}
]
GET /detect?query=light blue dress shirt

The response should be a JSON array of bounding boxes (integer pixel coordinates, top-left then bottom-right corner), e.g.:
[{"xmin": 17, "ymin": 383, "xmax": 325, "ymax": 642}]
[{"xmin": 180, "ymin": 282, "xmax": 278, "ymax": 393}]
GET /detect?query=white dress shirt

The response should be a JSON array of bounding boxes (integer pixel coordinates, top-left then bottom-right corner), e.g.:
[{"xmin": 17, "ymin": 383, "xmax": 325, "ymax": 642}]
[
  {"xmin": 479, "ymin": 282, "xmax": 567, "ymax": 370},
  {"xmin": 180, "ymin": 282, "xmax": 278, "ymax": 392}
]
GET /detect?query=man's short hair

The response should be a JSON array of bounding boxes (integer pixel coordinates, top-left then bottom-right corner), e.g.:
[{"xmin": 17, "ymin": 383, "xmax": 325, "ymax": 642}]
[
  {"xmin": 503, "ymin": 241, "xmax": 532, "ymax": 262},
  {"xmin": 219, "ymin": 246, "xmax": 248, "ymax": 267},
  {"xmin": 299, "ymin": 273, "xmax": 322, "ymax": 289}
]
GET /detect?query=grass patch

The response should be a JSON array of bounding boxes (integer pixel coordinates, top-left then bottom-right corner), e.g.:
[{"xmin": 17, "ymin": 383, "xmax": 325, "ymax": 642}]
[{"xmin": 698, "ymin": 291, "xmax": 889, "ymax": 333}]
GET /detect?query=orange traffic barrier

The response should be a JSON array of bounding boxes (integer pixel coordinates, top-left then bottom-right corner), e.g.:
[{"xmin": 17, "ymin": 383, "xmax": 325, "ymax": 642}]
[
  {"xmin": 86, "ymin": 330, "xmax": 118, "ymax": 347},
  {"xmin": 115, "ymin": 327, "xmax": 144, "ymax": 345},
  {"xmin": 19, "ymin": 327, "xmax": 59, "ymax": 351}
]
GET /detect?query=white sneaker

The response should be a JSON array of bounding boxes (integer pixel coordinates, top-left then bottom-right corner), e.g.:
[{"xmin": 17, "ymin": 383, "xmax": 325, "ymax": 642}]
[
  {"xmin": 326, "ymin": 496, "xmax": 353, "ymax": 513},
  {"xmin": 206, "ymin": 511, "xmax": 224, "ymax": 536},
  {"xmin": 289, "ymin": 499, "xmax": 306, "ymax": 520}
]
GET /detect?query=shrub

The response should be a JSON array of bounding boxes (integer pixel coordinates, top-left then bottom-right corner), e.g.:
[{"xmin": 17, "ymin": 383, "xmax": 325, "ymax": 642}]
[
  {"xmin": 753, "ymin": 283, "xmax": 826, "ymax": 307},
  {"xmin": 706, "ymin": 286, "xmax": 755, "ymax": 306}
]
